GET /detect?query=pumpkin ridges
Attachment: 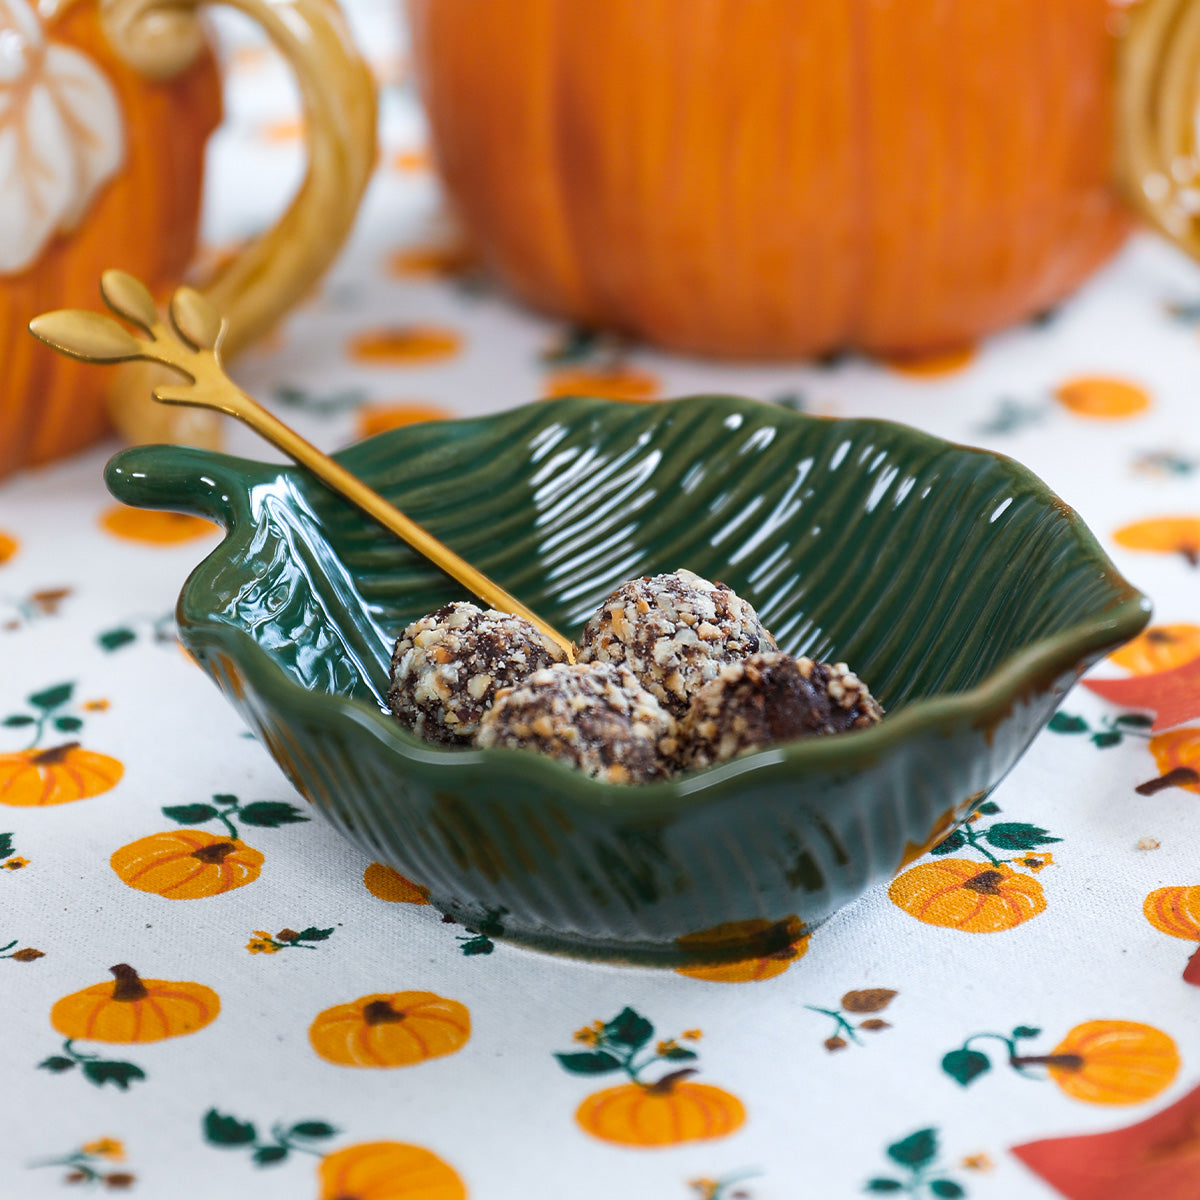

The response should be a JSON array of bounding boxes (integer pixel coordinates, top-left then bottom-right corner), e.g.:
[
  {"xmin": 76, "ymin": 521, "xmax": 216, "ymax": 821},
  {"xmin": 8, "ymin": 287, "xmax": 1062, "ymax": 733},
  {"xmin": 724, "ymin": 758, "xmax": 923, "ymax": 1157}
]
[
  {"xmin": 1047, "ymin": 1021, "xmax": 1180, "ymax": 1106},
  {"xmin": 1143, "ymin": 886, "xmax": 1200, "ymax": 939}
]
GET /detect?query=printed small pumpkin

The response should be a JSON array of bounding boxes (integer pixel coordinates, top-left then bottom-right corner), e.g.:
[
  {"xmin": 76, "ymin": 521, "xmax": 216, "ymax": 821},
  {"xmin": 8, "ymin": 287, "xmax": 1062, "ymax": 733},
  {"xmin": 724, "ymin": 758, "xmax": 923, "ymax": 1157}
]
[
  {"xmin": 98, "ymin": 504, "xmax": 218, "ymax": 545},
  {"xmin": 674, "ymin": 918, "xmax": 810, "ymax": 982},
  {"xmin": 0, "ymin": 744, "xmax": 123, "ymax": 807},
  {"xmin": 363, "ymin": 862, "xmax": 429, "ymax": 904},
  {"xmin": 408, "ymin": 0, "xmax": 1130, "ymax": 359},
  {"xmin": 110, "ymin": 830, "xmax": 264, "ymax": 899},
  {"xmin": 1148, "ymin": 729, "xmax": 1200, "ymax": 795},
  {"xmin": 888, "ymin": 859, "xmax": 1046, "ymax": 932},
  {"xmin": 1113, "ymin": 517, "xmax": 1200, "ymax": 567},
  {"xmin": 1111, "ymin": 624, "xmax": 1200, "ymax": 675},
  {"xmin": 318, "ymin": 1141, "xmax": 466, "ymax": 1200},
  {"xmin": 309, "ymin": 991, "xmax": 470, "ymax": 1068},
  {"xmin": 1143, "ymin": 886, "xmax": 1200, "ymax": 940},
  {"xmin": 50, "ymin": 964, "xmax": 219, "ymax": 1043},
  {"xmin": 1047, "ymin": 1021, "xmax": 1180, "ymax": 1106},
  {"xmin": 575, "ymin": 1076, "xmax": 746, "ymax": 1147}
]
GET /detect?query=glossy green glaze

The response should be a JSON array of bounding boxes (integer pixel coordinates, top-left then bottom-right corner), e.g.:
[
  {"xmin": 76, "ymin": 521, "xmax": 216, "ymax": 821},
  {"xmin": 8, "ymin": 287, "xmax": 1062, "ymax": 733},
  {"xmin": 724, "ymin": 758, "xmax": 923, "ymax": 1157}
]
[{"xmin": 105, "ymin": 396, "xmax": 1149, "ymax": 965}]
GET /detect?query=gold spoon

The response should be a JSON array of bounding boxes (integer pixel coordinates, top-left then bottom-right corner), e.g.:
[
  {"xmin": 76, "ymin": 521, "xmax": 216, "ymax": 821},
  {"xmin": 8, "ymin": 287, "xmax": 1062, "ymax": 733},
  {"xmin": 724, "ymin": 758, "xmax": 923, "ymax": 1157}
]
[{"xmin": 30, "ymin": 270, "xmax": 575, "ymax": 662}]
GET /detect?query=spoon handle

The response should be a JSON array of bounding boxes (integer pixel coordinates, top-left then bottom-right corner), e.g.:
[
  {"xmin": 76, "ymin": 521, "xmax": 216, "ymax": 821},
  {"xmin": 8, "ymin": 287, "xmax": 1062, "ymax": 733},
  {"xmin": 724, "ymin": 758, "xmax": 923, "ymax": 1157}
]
[{"xmin": 29, "ymin": 271, "xmax": 575, "ymax": 661}]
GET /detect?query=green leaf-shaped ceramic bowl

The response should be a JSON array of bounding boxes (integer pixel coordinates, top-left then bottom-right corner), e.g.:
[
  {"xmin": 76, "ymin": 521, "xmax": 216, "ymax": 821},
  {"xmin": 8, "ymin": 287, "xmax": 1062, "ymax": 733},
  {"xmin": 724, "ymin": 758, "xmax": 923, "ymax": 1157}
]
[{"xmin": 105, "ymin": 396, "xmax": 1148, "ymax": 965}]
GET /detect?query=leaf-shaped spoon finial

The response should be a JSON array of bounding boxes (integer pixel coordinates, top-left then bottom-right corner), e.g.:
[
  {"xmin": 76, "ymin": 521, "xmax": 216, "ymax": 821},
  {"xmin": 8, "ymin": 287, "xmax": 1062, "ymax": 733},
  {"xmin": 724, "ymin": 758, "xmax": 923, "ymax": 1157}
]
[{"xmin": 30, "ymin": 271, "xmax": 575, "ymax": 662}]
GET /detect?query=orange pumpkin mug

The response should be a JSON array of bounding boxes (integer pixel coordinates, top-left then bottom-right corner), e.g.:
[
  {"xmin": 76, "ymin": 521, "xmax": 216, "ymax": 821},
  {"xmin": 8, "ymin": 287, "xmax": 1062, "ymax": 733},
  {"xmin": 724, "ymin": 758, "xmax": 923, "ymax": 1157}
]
[
  {"xmin": 407, "ymin": 0, "xmax": 1200, "ymax": 360},
  {"xmin": 0, "ymin": 0, "xmax": 375, "ymax": 477}
]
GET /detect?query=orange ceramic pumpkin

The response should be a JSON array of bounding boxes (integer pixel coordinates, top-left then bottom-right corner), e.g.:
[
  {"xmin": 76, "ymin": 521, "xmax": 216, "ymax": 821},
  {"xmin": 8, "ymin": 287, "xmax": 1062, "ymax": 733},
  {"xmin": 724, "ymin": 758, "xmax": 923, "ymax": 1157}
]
[
  {"xmin": 0, "ymin": 744, "xmax": 123, "ymax": 807},
  {"xmin": 575, "ymin": 1079, "xmax": 746, "ymax": 1147},
  {"xmin": 50, "ymin": 964, "xmax": 219, "ymax": 1043},
  {"xmin": 1047, "ymin": 1021, "xmax": 1180, "ymax": 1106},
  {"xmin": 888, "ymin": 859, "xmax": 1046, "ymax": 932},
  {"xmin": 409, "ymin": 0, "xmax": 1139, "ymax": 359},
  {"xmin": 309, "ymin": 991, "xmax": 471, "ymax": 1068},
  {"xmin": 110, "ymin": 830, "xmax": 264, "ymax": 899},
  {"xmin": 0, "ymin": 0, "xmax": 375, "ymax": 477},
  {"xmin": 1143, "ymin": 886, "xmax": 1200, "ymax": 940},
  {"xmin": 318, "ymin": 1141, "xmax": 466, "ymax": 1200}
]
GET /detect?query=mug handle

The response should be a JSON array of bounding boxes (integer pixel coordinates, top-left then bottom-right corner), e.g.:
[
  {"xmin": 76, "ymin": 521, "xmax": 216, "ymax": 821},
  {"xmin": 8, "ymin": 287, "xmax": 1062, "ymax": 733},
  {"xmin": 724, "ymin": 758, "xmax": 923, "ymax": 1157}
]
[
  {"xmin": 99, "ymin": 0, "xmax": 377, "ymax": 447},
  {"xmin": 1115, "ymin": 0, "xmax": 1200, "ymax": 256}
]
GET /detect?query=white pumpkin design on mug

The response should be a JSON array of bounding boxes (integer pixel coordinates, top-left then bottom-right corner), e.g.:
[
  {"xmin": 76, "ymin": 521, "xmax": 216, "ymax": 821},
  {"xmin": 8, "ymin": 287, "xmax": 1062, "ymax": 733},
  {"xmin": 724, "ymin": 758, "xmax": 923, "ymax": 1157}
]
[{"xmin": 0, "ymin": 0, "xmax": 124, "ymax": 274}]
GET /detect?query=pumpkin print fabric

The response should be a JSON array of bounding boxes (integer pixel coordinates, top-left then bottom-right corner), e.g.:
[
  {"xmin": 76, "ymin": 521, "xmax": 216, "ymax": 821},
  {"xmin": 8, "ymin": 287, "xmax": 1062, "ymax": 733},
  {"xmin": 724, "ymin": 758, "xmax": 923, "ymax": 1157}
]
[{"xmin": 3, "ymin": 2, "xmax": 1200, "ymax": 1196}]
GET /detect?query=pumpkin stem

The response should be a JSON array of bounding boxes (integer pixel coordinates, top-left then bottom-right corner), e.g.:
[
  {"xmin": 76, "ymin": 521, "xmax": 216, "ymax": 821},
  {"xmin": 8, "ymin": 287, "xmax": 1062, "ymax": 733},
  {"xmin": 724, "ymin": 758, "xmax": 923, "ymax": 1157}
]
[
  {"xmin": 31, "ymin": 742, "xmax": 81, "ymax": 766},
  {"xmin": 191, "ymin": 841, "xmax": 237, "ymax": 864},
  {"xmin": 109, "ymin": 964, "xmax": 149, "ymax": 1002},
  {"xmin": 362, "ymin": 999, "xmax": 406, "ymax": 1025},
  {"xmin": 962, "ymin": 870, "xmax": 1004, "ymax": 895},
  {"xmin": 644, "ymin": 1068, "xmax": 697, "ymax": 1095},
  {"xmin": 1135, "ymin": 767, "xmax": 1200, "ymax": 796},
  {"xmin": 1010, "ymin": 1053, "xmax": 1084, "ymax": 1071}
]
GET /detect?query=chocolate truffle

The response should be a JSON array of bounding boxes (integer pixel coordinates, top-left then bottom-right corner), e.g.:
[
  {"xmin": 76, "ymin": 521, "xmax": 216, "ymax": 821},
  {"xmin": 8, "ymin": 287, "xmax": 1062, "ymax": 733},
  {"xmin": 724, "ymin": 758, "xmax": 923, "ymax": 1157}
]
[
  {"xmin": 680, "ymin": 652, "xmax": 883, "ymax": 769},
  {"xmin": 476, "ymin": 662, "xmax": 678, "ymax": 784},
  {"xmin": 577, "ymin": 569, "xmax": 776, "ymax": 717},
  {"xmin": 387, "ymin": 602, "xmax": 567, "ymax": 744}
]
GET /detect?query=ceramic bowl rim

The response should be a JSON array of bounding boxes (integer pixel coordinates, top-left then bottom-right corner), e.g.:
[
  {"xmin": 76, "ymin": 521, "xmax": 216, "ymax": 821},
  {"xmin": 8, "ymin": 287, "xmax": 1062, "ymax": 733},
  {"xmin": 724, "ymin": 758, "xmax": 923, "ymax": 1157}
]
[{"xmin": 106, "ymin": 395, "xmax": 1152, "ymax": 814}]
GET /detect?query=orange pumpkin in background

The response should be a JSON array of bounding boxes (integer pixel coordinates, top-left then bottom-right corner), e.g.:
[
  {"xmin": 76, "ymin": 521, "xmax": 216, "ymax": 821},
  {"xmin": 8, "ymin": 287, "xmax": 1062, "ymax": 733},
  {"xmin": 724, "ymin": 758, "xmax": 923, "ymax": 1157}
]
[
  {"xmin": 407, "ymin": 0, "xmax": 1196, "ymax": 360},
  {"xmin": 575, "ymin": 1078, "xmax": 746, "ymax": 1147},
  {"xmin": 318, "ymin": 1141, "xmax": 466, "ymax": 1200},
  {"xmin": 0, "ymin": 744, "xmax": 123, "ymax": 807},
  {"xmin": 309, "ymin": 991, "xmax": 471, "ymax": 1068},
  {"xmin": 0, "ymin": 0, "xmax": 375, "ymax": 478},
  {"xmin": 888, "ymin": 859, "xmax": 1046, "ymax": 932},
  {"xmin": 50, "ymin": 964, "xmax": 219, "ymax": 1043},
  {"xmin": 110, "ymin": 830, "xmax": 264, "ymax": 899},
  {"xmin": 1047, "ymin": 1021, "xmax": 1180, "ymax": 1106}
]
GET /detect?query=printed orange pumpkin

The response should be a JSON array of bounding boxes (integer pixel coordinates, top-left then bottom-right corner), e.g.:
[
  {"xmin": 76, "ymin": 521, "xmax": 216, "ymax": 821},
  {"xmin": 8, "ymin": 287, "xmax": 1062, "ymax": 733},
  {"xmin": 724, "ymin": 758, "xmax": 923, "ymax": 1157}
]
[
  {"xmin": 886, "ymin": 346, "xmax": 977, "ymax": 378},
  {"xmin": 1148, "ymin": 729, "xmax": 1200, "ymax": 795},
  {"xmin": 363, "ymin": 863, "xmax": 430, "ymax": 904},
  {"xmin": 575, "ymin": 1079, "xmax": 746, "ymax": 1147},
  {"xmin": 675, "ymin": 936, "xmax": 809, "ymax": 984},
  {"xmin": 309, "ymin": 991, "xmax": 470, "ymax": 1068},
  {"xmin": 1113, "ymin": 518, "xmax": 1200, "ymax": 567},
  {"xmin": 543, "ymin": 369, "xmax": 660, "ymax": 403},
  {"xmin": 675, "ymin": 917, "xmax": 810, "ymax": 983},
  {"xmin": 349, "ymin": 327, "xmax": 462, "ymax": 365},
  {"xmin": 99, "ymin": 505, "xmax": 218, "ymax": 545},
  {"xmin": 1047, "ymin": 1021, "xmax": 1180, "ymax": 1106},
  {"xmin": 0, "ymin": 531, "xmax": 17, "ymax": 564},
  {"xmin": 1054, "ymin": 376, "xmax": 1152, "ymax": 419},
  {"xmin": 409, "ymin": 0, "xmax": 1130, "ymax": 359},
  {"xmin": 0, "ymin": 745, "xmax": 123, "ymax": 807},
  {"xmin": 50, "ymin": 964, "xmax": 219, "ymax": 1043},
  {"xmin": 1111, "ymin": 625, "xmax": 1200, "ymax": 675},
  {"xmin": 110, "ymin": 830, "xmax": 264, "ymax": 899},
  {"xmin": 355, "ymin": 405, "xmax": 453, "ymax": 439},
  {"xmin": 318, "ymin": 1141, "xmax": 466, "ymax": 1200},
  {"xmin": 1143, "ymin": 887, "xmax": 1200, "ymax": 940},
  {"xmin": 888, "ymin": 859, "xmax": 1046, "ymax": 932}
]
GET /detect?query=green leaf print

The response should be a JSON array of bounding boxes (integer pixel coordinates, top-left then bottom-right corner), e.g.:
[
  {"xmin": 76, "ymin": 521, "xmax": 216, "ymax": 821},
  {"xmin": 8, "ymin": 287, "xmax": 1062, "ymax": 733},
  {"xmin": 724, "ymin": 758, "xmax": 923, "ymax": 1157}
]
[
  {"xmin": 984, "ymin": 824, "xmax": 1062, "ymax": 851},
  {"xmin": 204, "ymin": 1110, "xmax": 258, "ymax": 1145},
  {"xmin": 554, "ymin": 1051, "xmax": 622, "ymax": 1075},
  {"xmin": 941, "ymin": 1049, "xmax": 991, "ymax": 1087},
  {"xmin": 887, "ymin": 1129, "xmax": 938, "ymax": 1169}
]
